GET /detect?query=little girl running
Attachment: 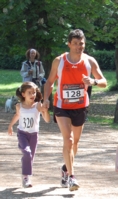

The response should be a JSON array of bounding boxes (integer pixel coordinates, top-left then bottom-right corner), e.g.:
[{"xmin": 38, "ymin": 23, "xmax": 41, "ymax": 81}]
[{"xmin": 8, "ymin": 81, "xmax": 50, "ymax": 188}]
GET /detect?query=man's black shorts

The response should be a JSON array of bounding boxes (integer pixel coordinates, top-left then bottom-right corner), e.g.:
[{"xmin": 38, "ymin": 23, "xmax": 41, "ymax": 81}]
[{"xmin": 53, "ymin": 106, "xmax": 87, "ymax": 126}]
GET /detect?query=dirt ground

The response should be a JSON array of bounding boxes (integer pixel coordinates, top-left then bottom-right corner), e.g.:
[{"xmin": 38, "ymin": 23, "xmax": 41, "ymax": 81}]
[{"xmin": 0, "ymin": 91, "xmax": 118, "ymax": 199}]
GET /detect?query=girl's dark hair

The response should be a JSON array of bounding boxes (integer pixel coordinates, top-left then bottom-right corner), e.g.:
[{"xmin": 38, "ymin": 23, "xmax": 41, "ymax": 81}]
[
  {"xmin": 25, "ymin": 49, "xmax": 40, "ymax": 60},
  {"xmin": 68, "ymin": 29, "xmax": 86, "ymax": 43},
  {"xmin": 16, "ymin": 82, "xmax": 42, "ymax": 102}
]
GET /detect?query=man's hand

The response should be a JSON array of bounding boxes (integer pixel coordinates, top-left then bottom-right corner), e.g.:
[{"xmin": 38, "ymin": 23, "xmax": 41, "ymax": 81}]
[
  {"xmin": 42, "ymin": 99, "xmax": 50, "ymax": 109},
  {"xmin": 82, "ymin": 74, "xmax": 94, "ymax": 86}
]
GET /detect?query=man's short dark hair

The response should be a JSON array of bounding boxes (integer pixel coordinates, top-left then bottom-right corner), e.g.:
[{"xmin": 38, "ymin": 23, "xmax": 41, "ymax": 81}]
[{"xmin": 68, "ymin": 29, "xmax": 86, "ymax": 43}]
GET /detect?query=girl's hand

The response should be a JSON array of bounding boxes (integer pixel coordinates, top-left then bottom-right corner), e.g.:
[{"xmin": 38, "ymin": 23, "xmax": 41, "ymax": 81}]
[
  {"xmin": 41, "ymin": 106, "xmax": 49, "ymax": 113},
  {"xmin": 40, "ymin": 105, "xmax": 50, "ymax": 123},
  {"xmin": 8, "ymin": 126, "xmax": 13, "ymax": 136}
]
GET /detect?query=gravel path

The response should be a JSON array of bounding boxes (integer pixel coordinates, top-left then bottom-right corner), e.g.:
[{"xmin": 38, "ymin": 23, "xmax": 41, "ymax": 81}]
[{"xmin": 0, "ymin": 104, "xmax": 118, "ymax": 199}]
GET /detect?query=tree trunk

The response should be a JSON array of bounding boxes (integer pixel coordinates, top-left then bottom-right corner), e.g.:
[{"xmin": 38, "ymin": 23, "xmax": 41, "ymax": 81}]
[
  {"xmin": 115, "ymin": 39, "xmax": 118, "ymax": 82},
  {"xmin": 24, "ymin": 4, "xmax": 53, "ymax": 110},
  {"xmin": 41, "ymin": 48, "xmax": 53, "ymax": 111},
  {"xmin": 114, "ymin": 39, "xmax": 118, "ymax": 123},
  {"xmin": 114, "ymin": 100, "xmax": 118, "ymax": 123}
]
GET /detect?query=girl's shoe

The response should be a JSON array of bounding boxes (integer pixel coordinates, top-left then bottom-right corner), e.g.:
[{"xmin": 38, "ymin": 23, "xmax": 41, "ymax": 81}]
[{"xmin": 22, "ymin": 175, "xmax": 32, "ymax": 188}]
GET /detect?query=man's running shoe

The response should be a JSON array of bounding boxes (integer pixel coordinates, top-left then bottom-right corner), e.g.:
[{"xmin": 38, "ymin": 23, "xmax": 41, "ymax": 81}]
[
  {"xmin": 61, "ymin": 165, "xmax": 69, "ymax": 188},
  {"xmin": 22, "ymin": 175, "xmax": 32, "ymax": 188},
  {"xmin": 69, "ymin": 176, "xmax": 79, "ymax": 191}
]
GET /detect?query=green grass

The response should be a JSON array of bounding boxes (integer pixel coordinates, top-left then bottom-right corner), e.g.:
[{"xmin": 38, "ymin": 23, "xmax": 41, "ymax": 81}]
[
  {"xmin": 88, "ymin": 115, "xmax": 113, "ymax": 126},
  {"xmin": 0, "ymin": 69, "xmax": 118, "ymax": 128},
  {"xmin": 0, "ymin": 69, "xmax": 22, "ymax": 105},
  {"xmin": 0, "ymin": 69, "xmax": 116, "ymax": 100},
  {"xmin": 88, "ymin": 116, "xmax": 118, "ymax": 130},
  {"xmin": 92, "ymin": 70, "xmax": 117, "ymax": 93},
  {"xmin": 87, "ymin": 70, "xmax": 118, "ymax": 129},
  {"xmin": 0, "ymin": 69, "xmax": 115, "ymax": 97},
  {"xmin": 52, "ymin": 70, "xmax": 117, "ymax": 95}
]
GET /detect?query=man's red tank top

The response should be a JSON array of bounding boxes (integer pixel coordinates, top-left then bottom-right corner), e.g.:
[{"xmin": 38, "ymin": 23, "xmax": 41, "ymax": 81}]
[{"xmin": 53, "ymin": 53, "xmax": 91, "ymax": 109}]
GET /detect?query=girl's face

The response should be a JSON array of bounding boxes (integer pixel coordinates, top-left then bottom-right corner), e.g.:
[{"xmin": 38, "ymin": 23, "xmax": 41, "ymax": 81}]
[{"xmin": 22, "ymin": 87, "xmax": 36, "ymax": 103}]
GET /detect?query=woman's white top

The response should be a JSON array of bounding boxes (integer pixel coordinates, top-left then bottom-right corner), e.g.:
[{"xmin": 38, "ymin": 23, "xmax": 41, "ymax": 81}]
[
  {"xmin": 17, "ymin": 102, "xmax": 40, "ymax": 133},
  {"xmin": 31, "ymin": 62, "xmax": 38, "ymax": 78},
  {"xmin": 20, "ymin": 60, "xmax": 45, "ymax": 82}
]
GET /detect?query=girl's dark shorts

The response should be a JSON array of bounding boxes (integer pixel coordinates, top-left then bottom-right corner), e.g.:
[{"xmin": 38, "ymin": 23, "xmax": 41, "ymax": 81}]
[{"xmin": 53, "ymin": 106, "xmax": 87, "ymax": 127}]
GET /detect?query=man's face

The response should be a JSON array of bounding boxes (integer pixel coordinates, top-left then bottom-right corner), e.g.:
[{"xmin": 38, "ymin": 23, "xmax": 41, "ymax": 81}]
[{"xmin": 68, "ymin": 38, "xmax": 85, "ymax": 55}]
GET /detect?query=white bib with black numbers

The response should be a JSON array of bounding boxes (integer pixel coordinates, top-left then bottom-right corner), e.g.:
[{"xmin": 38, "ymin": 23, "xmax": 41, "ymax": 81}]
[
  {"xmin": 18, "ymin": 103, "xmax": 40, "ymax": 133},
  {"xmin": 62, "ymin": 84, "xmax": 84, "ymax": 103},
  {"xmin": 20, "ymin": 113, "xmax": 35, "ymax": 132}
]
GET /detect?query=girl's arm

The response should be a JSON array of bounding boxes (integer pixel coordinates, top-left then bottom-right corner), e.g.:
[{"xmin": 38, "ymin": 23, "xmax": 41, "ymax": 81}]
[
  {"xmin": 41, "ymin": 108, "xmax": 50, "ymax": 123},
  {"xmin": 8, "ymin": 103, "xmax": 20, "ymax": 136},
  {"xmin": 37, "ymin": 102, "xmax": 50, "ymax": 123}
]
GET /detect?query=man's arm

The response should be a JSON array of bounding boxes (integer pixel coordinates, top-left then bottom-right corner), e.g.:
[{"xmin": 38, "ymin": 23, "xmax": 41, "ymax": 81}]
[
  {"xmin": 43, "ymin": 56, "xmax": 60, "ymax": 108},
  {"xmin": 82, "ymin": 56, "xmax": 107, "ymax": 88}
]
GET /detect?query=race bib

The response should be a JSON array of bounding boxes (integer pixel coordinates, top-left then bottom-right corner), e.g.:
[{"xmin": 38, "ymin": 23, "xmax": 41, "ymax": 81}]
[
  {"xmin": 62, "ymin": 84, "xmax": 84, "ymax": 103},
  {"xmin": 20, "ymin": 113, "xmax": 35, "ymax": 131}
]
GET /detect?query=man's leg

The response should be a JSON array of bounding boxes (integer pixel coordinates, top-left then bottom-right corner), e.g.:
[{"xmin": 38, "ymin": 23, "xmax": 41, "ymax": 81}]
[
  {"xmin": 56, "ymin": 116, "xmax": 74, "ymax": 176},
  {"xmin": 72, "ymin": 125, "xmax": 84, "ymax": 156},
  {"xmin": 56, "ymin": 116, "xmax": 80, "ymax": 191}
]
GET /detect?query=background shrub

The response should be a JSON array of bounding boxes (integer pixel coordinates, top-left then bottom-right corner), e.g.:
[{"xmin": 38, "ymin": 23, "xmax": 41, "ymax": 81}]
[
  {"xmin": 91, "ymin": 50, "xmax": 115, "ymax": 70},
  {"xmin": 0, "ymin": 54, "xmax": 25, "ymax": 70},
  {"xmin": 0, "ymin": 50, "xmax": 116, "ymax": 71}
]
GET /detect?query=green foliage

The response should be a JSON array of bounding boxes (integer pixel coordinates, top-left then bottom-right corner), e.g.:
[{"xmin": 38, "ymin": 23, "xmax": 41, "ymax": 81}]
[
  {"xmin": 109, "ymin": 82, "xmax": 118, "ymax": 91},
  {"xmin": 91, "ymin": 1, "xmax": 118, "ymax": 43},
  {"xmin": 0, "ymin": 0, "xmax": 118, "ymax": 74},
  {"xmin": 0, "ymin": 50, "xmax": 115, "ymax": 71},
  {"xmin": 0, "ymin": 54, "xmax": 25, "ymax": 70},
  {"xmin": 9, "ymin": 45, "xmax": 26, "ymax": 56},
  {"xmin": 0, "ymin": 0, "xmax": 113, "ymax": 57},
  {"xmin": 91, "ymin": 50, "xmax": 115, "ymax": 70}
]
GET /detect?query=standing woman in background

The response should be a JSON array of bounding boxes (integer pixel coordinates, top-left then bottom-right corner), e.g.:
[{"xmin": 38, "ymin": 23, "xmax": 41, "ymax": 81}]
[{"xmin": 20, "ymin": 49, "xmax": 46, "ymax": 87}]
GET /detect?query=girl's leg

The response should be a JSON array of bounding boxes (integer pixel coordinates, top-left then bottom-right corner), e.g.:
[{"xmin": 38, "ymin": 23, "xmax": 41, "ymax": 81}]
[
  {"xmin": 17, "ymin": 130, "xmax": 32, "ymax": 175},
  {"xmin": 29, "ymin": 133, "xmax": 38, "ymax": 164}
]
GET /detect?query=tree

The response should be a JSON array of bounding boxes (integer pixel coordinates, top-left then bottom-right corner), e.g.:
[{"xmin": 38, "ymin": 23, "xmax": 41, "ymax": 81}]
[
  {"xmin": 0, "ymin": 0, "xmax": 118, "ymax": 109},
  {"xmin": 88, "ymin": 1, "xmax": 118, "ymax": 81},
  {"xmin": 0, "ymin": 0, "xmax": 112, "ymax": 66}
]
